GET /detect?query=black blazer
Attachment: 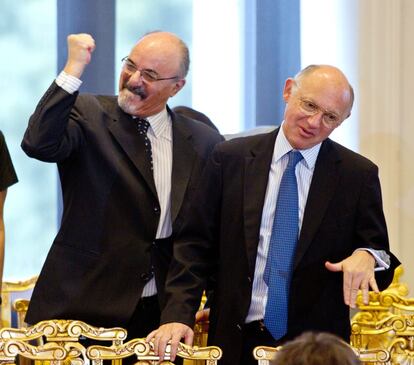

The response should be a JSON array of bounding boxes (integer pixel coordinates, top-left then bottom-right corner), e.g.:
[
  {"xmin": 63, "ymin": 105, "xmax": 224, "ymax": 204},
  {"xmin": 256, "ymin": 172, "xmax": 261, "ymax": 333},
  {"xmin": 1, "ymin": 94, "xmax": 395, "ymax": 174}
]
[
  {"xmin": 22, "ymin": 82, "xmax": 223, "ymax": 328},
  {"xmin": 161, "ymin": 127, "xmax": 400, "ymax": 365}
]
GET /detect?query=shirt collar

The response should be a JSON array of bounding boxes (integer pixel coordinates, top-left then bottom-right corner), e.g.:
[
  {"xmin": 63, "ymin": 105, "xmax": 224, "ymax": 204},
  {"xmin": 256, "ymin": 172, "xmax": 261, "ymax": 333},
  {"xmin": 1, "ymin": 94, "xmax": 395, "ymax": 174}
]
[
  {"xmin": 274, "ymin": 121, "xmax": 321, "ymax": 170},
  {"xmin": 146, "ymin": 108, "xmax": 172, "ymax": 141}
]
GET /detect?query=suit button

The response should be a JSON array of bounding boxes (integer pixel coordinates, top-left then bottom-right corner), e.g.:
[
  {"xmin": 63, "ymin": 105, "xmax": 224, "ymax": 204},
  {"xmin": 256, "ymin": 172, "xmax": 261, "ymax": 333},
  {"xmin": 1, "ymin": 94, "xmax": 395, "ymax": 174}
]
[
  {"xmin": 154, "ymin": 206, "xmax": 160, "ymax": 214},
  {"xmin": 140, "ymin": 272, "xmax": 152, "ymax": 282},
  {"xmin": 247, "ymin": 276, "xmax": 252, "ymax": 283},
  {"xmin": 236, "ymin": 324, "xmax": 242, "ymax": 331}
]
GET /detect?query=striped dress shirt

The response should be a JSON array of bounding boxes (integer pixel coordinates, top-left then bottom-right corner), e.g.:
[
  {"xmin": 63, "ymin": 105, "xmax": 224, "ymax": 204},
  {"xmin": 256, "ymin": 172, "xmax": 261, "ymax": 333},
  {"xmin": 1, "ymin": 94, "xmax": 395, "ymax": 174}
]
[{"xmin": 245, "ymin": 123, "xmax": 321, "ymax": 322}]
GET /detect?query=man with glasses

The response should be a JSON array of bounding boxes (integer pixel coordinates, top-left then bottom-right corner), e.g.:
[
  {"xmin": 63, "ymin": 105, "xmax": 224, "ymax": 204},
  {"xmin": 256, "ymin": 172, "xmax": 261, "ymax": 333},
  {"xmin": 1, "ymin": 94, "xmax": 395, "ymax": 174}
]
[
  {"xmin": 148, "ymin": 65, "xmax": 400, "ymax": 365},
  {"xmin": 21, "ymin": 31, "xmax": 222, "ymax": 339}
]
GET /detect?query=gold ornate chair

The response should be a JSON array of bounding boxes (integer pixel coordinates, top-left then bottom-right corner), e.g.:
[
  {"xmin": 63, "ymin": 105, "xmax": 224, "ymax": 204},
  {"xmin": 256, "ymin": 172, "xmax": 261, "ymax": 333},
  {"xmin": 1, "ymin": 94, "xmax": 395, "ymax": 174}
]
[
  {"xmin": 87, "ymin": 338, "xmax": 222, "ymax": 365},
  {"xmin": 1, "ymin": 277, "xmax": 39, "ymax": 365},
  {"xmin": 1, "ymin": 276, "xmax": 38, "ymax": 329},
  {"xmin": 0, "ymin": 338, "xmax": 68, "ymax": 364},
  {"xmin": 1, "ymin": 285, "xmax": 213, "ymax": 365},
  {"xmin": 253, "ymin": 266, "xmax": 409, "ymax": 365},
  {"xmin": 351, "ymin": 265, "xmax": 414, "ymax": 365},
  {"xmin": 0, "ymin": 319, "xmax": 222, "ymax": 365},
  {"xmin": 182, "ymin": 291, "xmax": 210, "ymax": 365},
  {"xmin": 12, "ymin": 299, "xmax": 30, "ymax": 331},
  {"xmin": 0, "ymin": 319, "xmax": 127, "ymax": 365},
  {"xmin": 253, "ymin": 345, "xmax": 281, "ymax": 365}
]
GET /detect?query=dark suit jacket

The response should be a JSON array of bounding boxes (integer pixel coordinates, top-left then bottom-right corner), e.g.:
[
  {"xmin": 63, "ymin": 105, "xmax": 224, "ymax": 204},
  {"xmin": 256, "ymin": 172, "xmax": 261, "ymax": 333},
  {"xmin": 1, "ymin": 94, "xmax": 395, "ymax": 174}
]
[
  {"xmin": 21, "ymin": 82, "xmax": 223, "ymax": 328},
  {"xmin": 161, "ymin": 127, "xmax": 400, "ymax": 365}
]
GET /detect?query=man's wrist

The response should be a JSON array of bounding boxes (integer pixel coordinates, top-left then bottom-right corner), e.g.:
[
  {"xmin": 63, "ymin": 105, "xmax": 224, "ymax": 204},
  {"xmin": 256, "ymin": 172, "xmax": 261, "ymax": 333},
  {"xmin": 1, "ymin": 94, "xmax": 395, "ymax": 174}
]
[
  {"xmin": 354, "ymin": 248, "xmax": 390, "ymax": 271},
  {"xmin": 56, "ymin": 71, "xmax": 82, "ymax": 94}
]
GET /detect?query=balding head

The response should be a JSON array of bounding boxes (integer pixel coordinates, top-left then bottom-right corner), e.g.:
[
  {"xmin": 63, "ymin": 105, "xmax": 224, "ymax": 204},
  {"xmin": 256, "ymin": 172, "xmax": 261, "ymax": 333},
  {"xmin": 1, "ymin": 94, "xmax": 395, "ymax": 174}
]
[
  {"xmin": 294, "ymin": 65, "xmax": 354, "ymax": 115},
  {"xmin": 136, "ymin": 31, "xmax": 190, "ymax": 78},
  {"xmin": 117, "ymin": 31, "xmax": 188, "ymax": 117},
  {"xmin": 281, "ymin": 64, "xmax": 354, "ymax": 149}
]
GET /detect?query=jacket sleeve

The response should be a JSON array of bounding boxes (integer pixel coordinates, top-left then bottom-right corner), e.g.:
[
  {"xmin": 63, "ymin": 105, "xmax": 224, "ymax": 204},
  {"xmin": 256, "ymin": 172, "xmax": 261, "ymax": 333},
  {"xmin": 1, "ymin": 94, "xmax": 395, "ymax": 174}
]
[
  {"xmin": 160, "ymin": 145, "xmax": 223, "ymax": 328},
  {"xmin": 354, "ymin": 164, "xmax": 401, "ymax": 290},
  {"xmin": 21, "ymin": 82, "xmax": 85, "ymax": 162}
]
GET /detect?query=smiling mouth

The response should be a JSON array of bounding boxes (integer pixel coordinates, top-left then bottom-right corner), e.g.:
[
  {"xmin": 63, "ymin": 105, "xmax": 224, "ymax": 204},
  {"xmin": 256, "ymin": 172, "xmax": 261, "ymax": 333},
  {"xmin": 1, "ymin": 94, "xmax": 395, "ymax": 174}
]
[
  {"xmin": 126, "ymin": 85, "xmax": 147, "ymax": 99},
  {"xmin": 299, "ymin": 126, "xmax": 314, "ymax": 137}
]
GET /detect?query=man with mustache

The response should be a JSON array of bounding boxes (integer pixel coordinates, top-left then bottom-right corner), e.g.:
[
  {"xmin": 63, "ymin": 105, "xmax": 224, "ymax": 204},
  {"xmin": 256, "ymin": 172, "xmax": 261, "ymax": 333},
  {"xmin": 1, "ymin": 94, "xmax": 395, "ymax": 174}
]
[{"xmin": 21, "ymin": 32, "xmax": 222, "ymax": 339}]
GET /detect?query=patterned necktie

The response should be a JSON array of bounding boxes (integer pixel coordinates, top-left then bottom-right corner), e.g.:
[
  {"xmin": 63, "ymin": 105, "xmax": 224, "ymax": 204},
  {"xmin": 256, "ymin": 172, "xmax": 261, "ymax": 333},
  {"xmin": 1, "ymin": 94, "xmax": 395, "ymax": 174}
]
[
  {"xmin": 264, "ymin": 150, "xmax": 303, "ymax": 340},
  {"xmin": 137, "ymin": 118, "xmax": 153, "ymax": 171}
]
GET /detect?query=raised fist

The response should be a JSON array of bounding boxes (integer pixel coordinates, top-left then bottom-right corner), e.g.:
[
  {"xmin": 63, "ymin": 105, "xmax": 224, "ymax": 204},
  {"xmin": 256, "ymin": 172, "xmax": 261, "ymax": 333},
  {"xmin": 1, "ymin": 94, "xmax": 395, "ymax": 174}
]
[{"xmin": 63, "ymin": 33, "xmax": 96, "ymax": 78}]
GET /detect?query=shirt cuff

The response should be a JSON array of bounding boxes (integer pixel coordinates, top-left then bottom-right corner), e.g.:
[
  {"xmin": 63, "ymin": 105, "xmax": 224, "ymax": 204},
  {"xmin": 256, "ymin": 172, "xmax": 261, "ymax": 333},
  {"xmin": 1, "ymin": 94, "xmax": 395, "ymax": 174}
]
[
  {"xmin": 55, "ymin": 71, "xmax": 82, "ymax": 94},
  {"xmin": 354, "ymin": 248, "xmax": 390, "ymax": 271}
]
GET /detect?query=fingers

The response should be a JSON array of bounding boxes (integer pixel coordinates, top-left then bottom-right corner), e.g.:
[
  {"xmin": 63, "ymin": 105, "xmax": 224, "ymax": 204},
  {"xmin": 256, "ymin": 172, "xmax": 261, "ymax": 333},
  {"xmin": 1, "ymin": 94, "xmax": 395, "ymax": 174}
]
[
  {"xmin": 146, "ymin": 323, "xmax": 193, "ymax": 362},
  {"xmin": 166, "ymin": 329, "xmax": 185, "ymax": 361},
  {"xmin": 67, "ymin": 33, "xmax": 96, "ymax": 60},
  {"xmin": 369, "ymin": 276, "xmax": 379, "ymax": 293},
  {"xmin": 343, "ymin": 269, "xmax": 352, "ymax": 306},
  {"xmin": 350, "ymin": 274, "xmax": 379, "ymax": 307},
  {"xmin": 357, "ymin": 274, "xmax": 380, "ymax": 305},
  {"xmin": 332, "ymin": 251, "xmax": 377, "ymax": 308},
  {"xmin": 343, "ymin": 264, "xmax": 370, "ymax": 308},
  {"xmin": 184, "ymin": 329, "xmax": 194, "ymax": 346},
  {"xmin": 325, "ymin": 261, "xmax": 343, "ymax": 272},
  {"xmin": 327, "ymin": 251, "xmax": 378, "ymax": 308},
  {"xmin": 349, "ymin": 276, "xmax": 361, "ymax": 308},
  {"xmin": 360, "ymin": 277, "xmax": 370, "ymax": 305},
  {"xmin": 64, "ymin": 33, "xmax": 96, "ymax": 78},
  {"xmin": 146, "ymin": 328, "xmax": 157, "ymax": 342}
]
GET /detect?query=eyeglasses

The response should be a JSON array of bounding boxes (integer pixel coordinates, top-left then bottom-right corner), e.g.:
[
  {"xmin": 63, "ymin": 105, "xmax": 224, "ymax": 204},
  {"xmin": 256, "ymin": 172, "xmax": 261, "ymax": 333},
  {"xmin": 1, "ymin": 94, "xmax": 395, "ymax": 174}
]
[
  {"xmin": 121, "ymin": 57, "xmax": 179, "ymax": 82},
  {"xmin": 297, "ymin": 97, "xmax": 342, "ymax": 128}
]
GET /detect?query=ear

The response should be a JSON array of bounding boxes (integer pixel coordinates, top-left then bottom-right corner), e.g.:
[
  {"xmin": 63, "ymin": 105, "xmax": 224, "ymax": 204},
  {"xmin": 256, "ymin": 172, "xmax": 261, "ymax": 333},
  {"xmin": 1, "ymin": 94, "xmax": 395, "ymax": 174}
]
[
  {"xmin": 170, "ymin": 79, "xmax": 186, "ymax": 97},
  {"xmin": 283, "ymin": 78, "xmax": 295, "ymax": 102}
]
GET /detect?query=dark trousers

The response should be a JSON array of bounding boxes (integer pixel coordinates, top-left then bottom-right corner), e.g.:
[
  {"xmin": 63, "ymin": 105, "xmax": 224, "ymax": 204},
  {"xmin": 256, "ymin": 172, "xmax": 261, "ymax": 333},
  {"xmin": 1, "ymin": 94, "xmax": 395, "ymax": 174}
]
[
  {"xmin": 126, "ymin": 294, "xmax": 160, "ymax": 340},
  {"xmin": 240, "ymin": 320, "xmax": 283, "ymax": 365},
  {"xmin": 125, "ymin": 295, "xmax": 182, "ymax": 365},
  {"xmin": 121, "ymin": 295, "xmax": 161, "ymax": 365},
  {"xmin": 80, "ymin": 295, "xmax": 161, "ymax": 365}
]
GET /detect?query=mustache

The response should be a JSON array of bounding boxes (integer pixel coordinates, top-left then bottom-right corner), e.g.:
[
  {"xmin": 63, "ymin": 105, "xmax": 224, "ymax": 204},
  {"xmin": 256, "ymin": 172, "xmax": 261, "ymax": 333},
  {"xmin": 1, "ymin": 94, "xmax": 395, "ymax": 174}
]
[{"xmin": 124, "ymin": 84, "xmax": 147, "ymax": 99}]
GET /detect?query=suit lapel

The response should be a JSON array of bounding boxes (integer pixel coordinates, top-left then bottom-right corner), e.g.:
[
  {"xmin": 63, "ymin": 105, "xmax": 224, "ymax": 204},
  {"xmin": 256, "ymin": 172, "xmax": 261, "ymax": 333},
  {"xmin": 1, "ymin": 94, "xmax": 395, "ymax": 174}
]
[
  {"xmin": 171, "ymin": 114, "xmax": 197, "ymax": 224},
  {"xmin": 107, "ymin": 107, "xmax": 158, "ymax": 198},
  {"xmin": 244, "ymin": 129, "xmax": 279, "ymax": 275},
  {"xmin": 293, "ymin": 139, "xmax": 340, "ymax": 269}
]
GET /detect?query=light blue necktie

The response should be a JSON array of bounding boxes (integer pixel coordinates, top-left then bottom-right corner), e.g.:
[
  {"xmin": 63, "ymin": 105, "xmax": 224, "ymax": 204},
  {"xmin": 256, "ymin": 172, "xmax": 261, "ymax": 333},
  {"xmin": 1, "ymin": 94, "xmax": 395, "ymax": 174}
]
[{"xmin": 264, "ymin": 150, "xmax": 303, "ymax": 340}]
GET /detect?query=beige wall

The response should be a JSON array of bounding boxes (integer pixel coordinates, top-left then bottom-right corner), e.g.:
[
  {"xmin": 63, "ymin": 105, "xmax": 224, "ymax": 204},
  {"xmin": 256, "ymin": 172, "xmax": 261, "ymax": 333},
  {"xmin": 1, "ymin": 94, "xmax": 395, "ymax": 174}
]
[{"xmin": 358, "ymin": 0, "xmax": 414, "ymax": 290}]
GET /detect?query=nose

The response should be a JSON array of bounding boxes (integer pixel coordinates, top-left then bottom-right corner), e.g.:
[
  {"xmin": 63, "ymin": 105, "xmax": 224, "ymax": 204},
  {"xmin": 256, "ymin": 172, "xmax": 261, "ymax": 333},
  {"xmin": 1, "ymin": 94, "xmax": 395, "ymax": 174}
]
[
  {"xmin": 307, "ymin": 111, "xmax": 324, "ymax": 128},
  {"xmin": 126, "ymin": 69, "xmax": 144, "ymax": 86}
]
